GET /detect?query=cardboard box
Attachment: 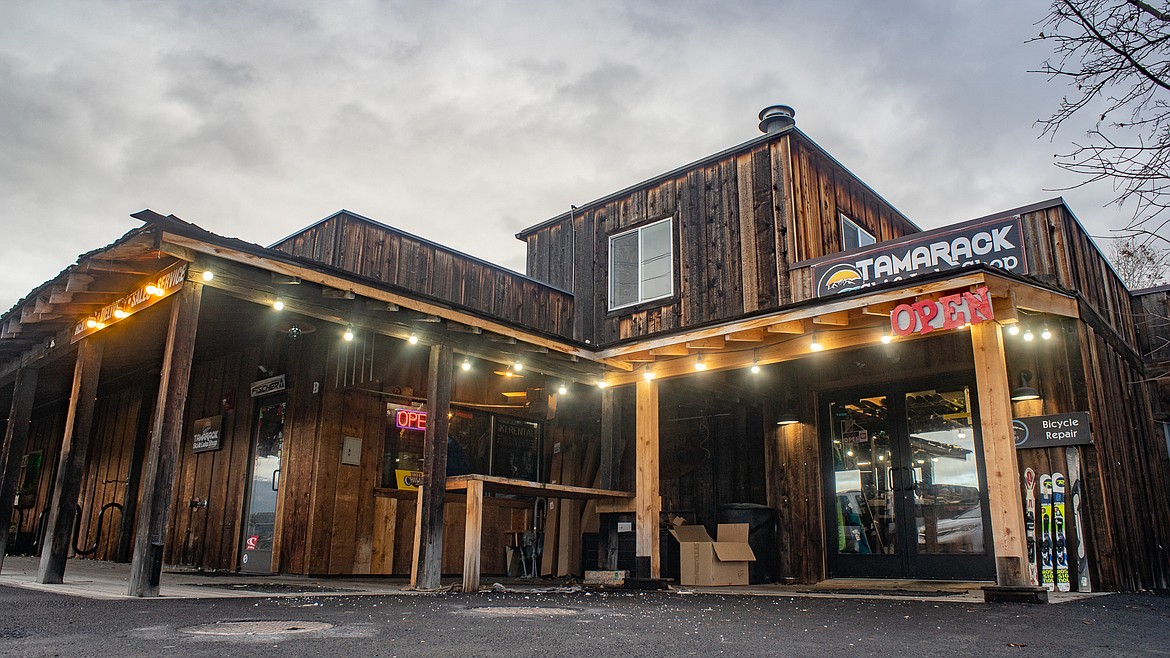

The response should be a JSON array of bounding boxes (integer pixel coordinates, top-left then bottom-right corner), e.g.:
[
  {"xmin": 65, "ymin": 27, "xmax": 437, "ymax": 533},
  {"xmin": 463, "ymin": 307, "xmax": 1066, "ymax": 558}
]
[{"xmin": 669, "ymin": 523, "xmax": 756, "ymax": 586}]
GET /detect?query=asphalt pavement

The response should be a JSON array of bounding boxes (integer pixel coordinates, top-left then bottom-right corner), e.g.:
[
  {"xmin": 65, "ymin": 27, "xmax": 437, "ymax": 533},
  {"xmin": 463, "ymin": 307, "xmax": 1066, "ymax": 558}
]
[{"xmin": 0, "ymin": 583, "xmax": 1167, "ymax": 657}]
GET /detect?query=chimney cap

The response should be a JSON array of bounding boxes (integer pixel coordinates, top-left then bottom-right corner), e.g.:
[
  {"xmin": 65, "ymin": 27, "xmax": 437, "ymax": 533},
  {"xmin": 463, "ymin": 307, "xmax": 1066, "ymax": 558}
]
[{"xmin": 758, "ymin": 104, "xmax": 796, "ymax": 134}]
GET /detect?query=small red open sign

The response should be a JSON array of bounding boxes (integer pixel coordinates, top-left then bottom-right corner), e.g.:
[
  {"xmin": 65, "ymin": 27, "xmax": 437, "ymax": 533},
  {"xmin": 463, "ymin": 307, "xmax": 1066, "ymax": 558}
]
[{"xmin": 396, "ymin": 409, "xmax": 427, "ymax": 431}]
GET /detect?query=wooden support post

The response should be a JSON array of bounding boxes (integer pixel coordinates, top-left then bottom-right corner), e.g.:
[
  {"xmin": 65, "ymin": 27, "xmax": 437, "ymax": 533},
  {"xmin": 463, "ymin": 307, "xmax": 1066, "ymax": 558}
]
[
  {"xmin": 970, "ymin": 321, "xmax": 1030, "ymax": 588},
  {"xmin": 412, "ymin": 343, "xmax": 453, "ymax": 590},
  {"xmin": 634, "ymin": 379, "xmax": 660, "ymax": 579},
  {"xmin": 461, "ymin": 478, "xmax": 484, "ymax": 593},
  {"xmin": 37, "ymin": 339, "xmax": 103, "ymax": 584},
  {"xmin": 598, "ymin": 388, "xmax": 621, "ymax": 569},
  {"xmin": 127, "ymin": 282, "xmax": 202, "ymax": 597},
  {"xmin": 0, "ymin": 366, "xmax": 39, "ymax": 572}
]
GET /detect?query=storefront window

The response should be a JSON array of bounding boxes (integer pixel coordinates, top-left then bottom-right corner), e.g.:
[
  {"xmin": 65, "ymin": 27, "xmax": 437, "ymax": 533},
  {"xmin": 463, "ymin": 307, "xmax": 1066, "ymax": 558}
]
[{"xmin": 381, "ymin": 404, "xmax": 540, "ymax": 489}]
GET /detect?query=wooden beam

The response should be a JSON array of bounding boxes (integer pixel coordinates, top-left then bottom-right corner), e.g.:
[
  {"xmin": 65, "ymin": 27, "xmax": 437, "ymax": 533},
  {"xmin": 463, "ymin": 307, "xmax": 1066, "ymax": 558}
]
[
  {"xmin": 595, "ymin": 272, "xmax": 990, "ymax": 359},
  {"xmin": 970, "ymin": 321, "xmax": 1030, "ymax": 588},
  {"xmin": 862, "ymin": 301, "xmax": 897, "ymax": 317},
  {"xmin": 649, "ymin": 344, "xmax": 690, "ymax": 357},
  {"xmin": 623, "ymin": 350, "xmax": 656, "ymax": 363},
  {"xmin": 767, "ymin": 319, "xmax": 807, "ymax": 334},
  {"xmin": 161, "ymin": 233, "xmax": 631, "ymax": 370},
  {"xmin": 0, "ymin": 367, "xmax": 39, "ymax": 572},
  {"xmin": 412, "ymin": 343, "xmax": 453, "ymax": 590},
  {"xmin": 635, "ymin": 379, "xmax": 660, "ymax": 579},
  {"xmin": 37, "ymin": 337, "xmax": 103, "ymax": 584},
  {"xmin": 725, "ymin": 329, "xmax": 766, "ymax": 342},
  {"xmin": 813, "ymin": 310, "xmax": 850, "ymax": 326},
  {"xmin": 685, "ymin": 336, "xmax": 726, "ymax": 350},
  {"xmin": 127, "ymin": 283, "xmax": 202, "ymax": 597},
  {"xmin": 461, "ymin": 478, "xmax": 484, "ymax": 593}
]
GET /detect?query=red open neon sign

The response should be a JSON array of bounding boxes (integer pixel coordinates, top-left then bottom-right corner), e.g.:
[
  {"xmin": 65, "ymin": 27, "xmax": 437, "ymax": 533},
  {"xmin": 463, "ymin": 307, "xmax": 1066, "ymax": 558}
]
[{"xmin": 395, "ymin": 409, "xmax": 427, "ymax": 431}]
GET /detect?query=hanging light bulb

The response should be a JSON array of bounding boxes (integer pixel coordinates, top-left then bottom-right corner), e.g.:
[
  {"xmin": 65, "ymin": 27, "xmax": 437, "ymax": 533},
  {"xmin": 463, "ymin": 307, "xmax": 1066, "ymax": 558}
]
[
  {"xmin": 408, "ymin": 334, "xmax": 419, "ymax": 345},
  {"xmin": 513, "ymin": 361, "xmax": 524, "ymax": 372},
  {"xmin": 557, "ymin": 384, "xmax": 568, "ymax": 395},
  {"xmin": 750, "ymin": 351, "xmax": 760, "ymax": 374},
  {"xmin": 1041, "ymin": 327, "xmax": 1052, "ymax": 340},
  {"xmin": 343, "ymin": 325, "xmax": 355, "ymax": 341},
  {"xmin": 461, "ymin": 357, "xmax": 472, "ymax": 371},
  {"xmin": 1023, "ymin": 329, "xmax": 1034, "ymax": 342},
  {"xmin": 881, "ymin": 334, "xmax": 893, "ymax": 344},
  {"xmin": 201, "ymin": 270, "xmax": 215, "ymax": 282},
  {"xmin": 597, "ymin": 380, "xmax": 609, "ymax": 389},
  {"xmin": 810, "ymin": 334, "xmax": 824, "ymax": 351},
  {"xmin": 273, "ymin": 300, "xmax": 285, "ymax": 311},
  {"xmin": 1007, "ymin": 324, "xmax": 1020, "ymax": 336},
  {"xmin": 694, "ymin": 355, "xmax": 707, "ymax": 371},
  {"xmin": 643, "ymin": 366, "xmax": 655, "ymax": 381}
]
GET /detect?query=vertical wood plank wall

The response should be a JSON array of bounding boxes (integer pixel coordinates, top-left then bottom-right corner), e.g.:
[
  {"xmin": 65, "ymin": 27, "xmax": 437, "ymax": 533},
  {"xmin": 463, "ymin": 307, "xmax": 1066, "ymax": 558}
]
[
  {"xmin": 269, "ymin": 212, "xmax": 574, "ymax": 339},
  {"xmin": 521, "ymin": 132, "xmax": 919, "ymax": 346},
  {"xmin": 1018, "ymin": 206, "xmax": 1170, "ymax": 591}
]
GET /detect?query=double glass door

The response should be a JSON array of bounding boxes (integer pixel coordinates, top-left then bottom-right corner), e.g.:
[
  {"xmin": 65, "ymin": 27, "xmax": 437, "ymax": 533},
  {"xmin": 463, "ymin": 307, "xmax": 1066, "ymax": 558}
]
[{"xmin": 823, "ymin": 381, "xmax": 995, "ymax": 580}]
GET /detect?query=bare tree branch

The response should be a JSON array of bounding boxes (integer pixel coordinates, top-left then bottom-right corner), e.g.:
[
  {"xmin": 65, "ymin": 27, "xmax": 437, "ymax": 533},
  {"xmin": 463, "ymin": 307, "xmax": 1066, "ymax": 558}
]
[{"xmin": 1033, "ymin": 1, "xmax": 1170, "ymax": 245}]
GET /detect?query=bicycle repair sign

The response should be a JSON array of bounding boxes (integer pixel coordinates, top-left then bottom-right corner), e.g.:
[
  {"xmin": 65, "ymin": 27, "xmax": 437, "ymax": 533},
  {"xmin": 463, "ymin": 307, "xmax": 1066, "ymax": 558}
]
[{"xmin": 1013, "ymin": 412, "xmax": 1092, "ymax": 449}]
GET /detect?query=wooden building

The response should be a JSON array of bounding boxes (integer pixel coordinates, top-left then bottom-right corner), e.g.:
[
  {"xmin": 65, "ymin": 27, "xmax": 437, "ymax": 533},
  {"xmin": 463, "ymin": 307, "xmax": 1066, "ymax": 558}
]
[{"xmin": 1, "ymin": 105, "xmax": 1168, "ymax": 599}]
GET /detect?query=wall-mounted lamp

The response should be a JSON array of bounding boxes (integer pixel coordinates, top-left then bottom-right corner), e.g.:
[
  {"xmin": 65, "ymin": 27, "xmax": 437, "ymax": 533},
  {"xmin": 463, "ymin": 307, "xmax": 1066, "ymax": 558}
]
[
  {"xmin": 1010, "ymin": 370, "xmax": 1041, "ymax": 401},
  {"xmin": 776, "ymin": 399, "xmax": 800, "ymax": 425}
]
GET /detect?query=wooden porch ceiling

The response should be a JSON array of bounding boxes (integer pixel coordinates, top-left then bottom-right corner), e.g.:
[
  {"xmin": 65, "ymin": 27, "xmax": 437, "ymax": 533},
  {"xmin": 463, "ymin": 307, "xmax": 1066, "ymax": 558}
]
[
  {"xmin": 596, "ymin": 271, "xmax": 1079, "ymax": 386},
  {"xmin": 0, "ymin": 229, "xmax": 178, "ymax": 382}
]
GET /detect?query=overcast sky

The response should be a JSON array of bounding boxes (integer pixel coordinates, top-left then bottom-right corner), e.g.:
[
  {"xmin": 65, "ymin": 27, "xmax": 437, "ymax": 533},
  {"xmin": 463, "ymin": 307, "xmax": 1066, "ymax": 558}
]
[{"xmin": 0, "ymin": 1, "xmax": 1133, "ymax": 309}]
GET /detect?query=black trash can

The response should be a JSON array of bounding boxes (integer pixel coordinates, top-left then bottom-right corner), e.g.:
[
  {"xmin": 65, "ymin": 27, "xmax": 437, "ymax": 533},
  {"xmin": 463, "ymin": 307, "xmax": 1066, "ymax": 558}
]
[{"xmin": 718, "ymin": 503, "xmax": 779, "ymax": 584}]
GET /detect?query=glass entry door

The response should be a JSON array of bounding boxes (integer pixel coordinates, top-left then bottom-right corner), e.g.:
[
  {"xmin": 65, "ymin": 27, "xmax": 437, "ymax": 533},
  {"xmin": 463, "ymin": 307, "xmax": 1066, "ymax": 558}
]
[
  {"xmin": 823, "ymin": 381, "xmax": 995, "ymax": 580},
  {"xmin": 240, "ymin": 396, "xmax": 286, "ymax": 574}
]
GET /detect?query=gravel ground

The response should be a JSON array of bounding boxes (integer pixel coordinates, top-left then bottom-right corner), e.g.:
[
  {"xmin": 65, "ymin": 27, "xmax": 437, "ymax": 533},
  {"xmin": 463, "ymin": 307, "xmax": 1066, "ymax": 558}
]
[{"xmin": 0, "ymin": 584, "xmax": 1166, "ymax": 657}]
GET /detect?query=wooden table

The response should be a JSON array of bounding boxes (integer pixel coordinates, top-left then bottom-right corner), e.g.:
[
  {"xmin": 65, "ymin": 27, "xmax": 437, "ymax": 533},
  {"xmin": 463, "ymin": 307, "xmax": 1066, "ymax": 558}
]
[{"xmin": 445, "ymin": 474, "xmax": 635, "ymax": 593}]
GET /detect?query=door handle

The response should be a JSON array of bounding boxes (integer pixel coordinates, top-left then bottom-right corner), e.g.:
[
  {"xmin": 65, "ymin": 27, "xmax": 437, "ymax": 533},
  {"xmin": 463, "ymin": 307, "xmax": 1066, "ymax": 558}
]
[{"xmin": 272, "ymin": 469, "xmax": 280, "ymax": 491}]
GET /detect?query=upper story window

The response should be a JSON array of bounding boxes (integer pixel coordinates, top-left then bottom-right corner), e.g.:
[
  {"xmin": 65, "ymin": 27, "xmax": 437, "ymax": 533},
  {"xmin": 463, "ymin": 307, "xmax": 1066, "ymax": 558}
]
[
  {"xmin": 609, "ymin": 218, "xmax": 673, "ymax": 310},
  {"xmin": 841, "ymin": 214, "xmax": 877, "ymax": 251}
]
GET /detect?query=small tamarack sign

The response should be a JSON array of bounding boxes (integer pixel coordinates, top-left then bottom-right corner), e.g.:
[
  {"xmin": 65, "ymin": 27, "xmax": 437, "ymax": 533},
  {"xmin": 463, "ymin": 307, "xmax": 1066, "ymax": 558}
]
[{"xmin": 192, "ymin": 415, "xmax": 223, "ymax": 453}]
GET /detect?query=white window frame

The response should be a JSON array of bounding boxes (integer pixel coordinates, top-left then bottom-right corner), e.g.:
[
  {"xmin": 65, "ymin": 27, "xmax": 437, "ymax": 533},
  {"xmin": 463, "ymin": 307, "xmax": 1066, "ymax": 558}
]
[
  {"xmin": 841, "ymin": 214, "xmax": 877, "ymax": 251},
  {"xmin": 608, "ymin": 217, "xmax": 674, "ymax": 311}
]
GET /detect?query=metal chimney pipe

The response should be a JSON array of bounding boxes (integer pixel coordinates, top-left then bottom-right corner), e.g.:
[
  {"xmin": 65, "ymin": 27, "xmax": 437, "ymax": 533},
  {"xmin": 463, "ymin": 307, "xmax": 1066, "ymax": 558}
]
[{"xmin": 758, "ymin": 105, "xmax": 796, "ymax": 134}]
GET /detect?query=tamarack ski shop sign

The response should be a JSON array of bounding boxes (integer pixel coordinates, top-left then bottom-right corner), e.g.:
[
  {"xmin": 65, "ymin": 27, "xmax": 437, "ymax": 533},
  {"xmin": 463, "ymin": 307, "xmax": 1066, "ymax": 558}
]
[
  {"xmin": 890, "ymin": 286, "xmax": 994, "ymax": 336},
  {"xmin": 72, "ymin": 261, "xmax": 190, "ymax": 343},
  {"xmin": 811, "ymin": 216, "xmax": 1027, "ymax": 298},
  {"xmin": 192, "ymin": 415, "xmax": 223, "ymax": 453}
]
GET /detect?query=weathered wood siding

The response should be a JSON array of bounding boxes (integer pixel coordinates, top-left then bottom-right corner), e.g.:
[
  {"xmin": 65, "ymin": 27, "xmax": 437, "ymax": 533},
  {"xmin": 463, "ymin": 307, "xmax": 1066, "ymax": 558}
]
[
  {"xmin": 271, "ymin": 211, "xmax": 574, "ymax": 339},
  {"xmin": 522, "ymin": 132, "xmax": 918, "ymax": 346},
  {"xmin": 1017, "ymin": 205, "xmax": 1170, "ymax": 591}
]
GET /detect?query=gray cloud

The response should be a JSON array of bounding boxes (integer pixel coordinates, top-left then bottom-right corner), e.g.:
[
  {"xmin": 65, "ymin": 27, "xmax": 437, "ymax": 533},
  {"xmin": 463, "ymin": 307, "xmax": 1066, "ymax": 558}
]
[{"xmin": 0, "ymin": 0, "xmax": 1135, "ymax": 309}]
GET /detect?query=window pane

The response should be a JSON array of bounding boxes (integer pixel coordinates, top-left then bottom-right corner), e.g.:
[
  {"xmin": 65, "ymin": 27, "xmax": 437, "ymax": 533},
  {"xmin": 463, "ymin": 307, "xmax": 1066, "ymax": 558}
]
[
  {"xmin": 610, "ymin": 232, "xmax": 640, "ymax": 308},
  {"xmin": 841, "ymin": 215, "xmax": 876, "ymax": 250},
  {"xmin": 640, "ymin": 220, "xmax": 673, "ymax": 300}
]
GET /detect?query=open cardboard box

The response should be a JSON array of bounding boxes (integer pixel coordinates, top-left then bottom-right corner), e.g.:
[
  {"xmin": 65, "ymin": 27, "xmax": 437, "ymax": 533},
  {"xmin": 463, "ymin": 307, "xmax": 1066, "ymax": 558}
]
[{"xmin": 669, "ymin": 522, "xmax": 756, "ymax": 586}]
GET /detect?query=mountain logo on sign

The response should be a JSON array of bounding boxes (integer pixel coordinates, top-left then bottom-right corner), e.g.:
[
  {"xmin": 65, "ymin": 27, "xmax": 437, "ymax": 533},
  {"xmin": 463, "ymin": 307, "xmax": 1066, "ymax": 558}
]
[{"xmin": 818, "ymin": 263, "xmax": 866, "ymax": 293}]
